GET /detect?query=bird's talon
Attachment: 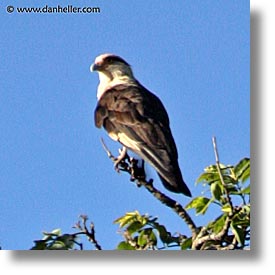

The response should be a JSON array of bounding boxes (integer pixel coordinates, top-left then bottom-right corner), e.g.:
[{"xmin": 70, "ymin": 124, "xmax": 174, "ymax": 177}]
[
  {"xmin": 113, "ymin": 146, "xmax": 128, "ymax": 172},
  {"xmin": 114, "ymin": 160, "xmax": 122, "ymax": 173}
]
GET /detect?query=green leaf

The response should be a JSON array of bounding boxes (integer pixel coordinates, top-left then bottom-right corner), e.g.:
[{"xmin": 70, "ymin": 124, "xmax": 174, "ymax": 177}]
[
  {"xmin": 231, "ymin": 184, "xmax": 250, "ymax": 196},
  {"xmin": 114, "ymin": 211, "xmax": 148, "ymax": 228},
  {"xmin": 207, "ymin": 214, "xmax": 227, "ymax": 234},
  {"xmin": 196, "ymin": 172, "xmax": 220, "ymax": 185},
  {"xmin": 230, "ymin": 223, "xmax": 245, "ymax": 246},
  {"xmin": 117, "ymin": 241, "xmax": 135, "ymax": 250},
  {"xmin": 221, "ymin": 204, "xmax": 232, "ymax": 213},
  {"xmin": 48, "ymin": 240, "xmax": 67, "ymax": 250},
  {"xmin": 185, "ymin": 197, "xmax": 212, "ymax": 215},
  {"xmin": 210, "ymin": 181, "xmax": 223, "ymax": 201},
  {"xmin": 137, "ymin": 228, "xmax": 157, "ymax": 248},
  {"xmin": 234, "ymin": 158, "xmax": 250, "ymax": 183},
  {"xmin": 58, "ymin": 234, "xmax": 76, "ymax": 249},
  {"xmin": 242, "ymin": 204, "xmax": 251, "ymax": 215},
  {"xmin": 126, "ymin": 221, "xmax": 144, "ymax": 234},
  {"xmin": 113, "ymin": 212, "xmax": 136, "ymax": 227},
  {"xmin": 42, "ymin": 228, "xmax": 61, "ymax": 240},
  {"xmin": 204, "ymin": 164, "xmax": 233, "ymax": 173},
  {"xmin": 148, "ymin": 220, "xmax": 178, "ymax": 245},
  {"xmin": 181, "ymin": 237, "xmax": 192, "ymax": 250},
  {"xmin": 153, "ymin": 224, "xmax": 171, "ymax": 244},
  {"xmin": 196, "ymin": 165, "xmax": 238, "ymax": 187},
  {"xmin": 222, "ymin": 175, "xmax": 238, "ymax": 185},
  {"xmin": 204, "ymin": 165, "xmax": 218, "ymax": 172},
  {"xmin": 114, "ymin": 211, "xmax": 139, "ymax": 227},
  {"xmin": 241, "ymin": 185, "xmax": 250, "ymax": 195},
  {"xmin": 30, "ymin": 240, "xmax": 47, "ymax": 250},
  {"xmin": 137, "ymin": 230, "xmax": 147, "ymax": 247},
  {"xmin": 232, "ymin": 206, "xmax": 250, "ymax": 227}
]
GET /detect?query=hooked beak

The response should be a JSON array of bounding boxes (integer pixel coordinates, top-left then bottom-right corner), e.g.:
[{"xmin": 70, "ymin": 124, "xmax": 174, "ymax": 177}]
[{"xmin": 90, "ymin": 63, "xmax": 99, "ymax": 72}]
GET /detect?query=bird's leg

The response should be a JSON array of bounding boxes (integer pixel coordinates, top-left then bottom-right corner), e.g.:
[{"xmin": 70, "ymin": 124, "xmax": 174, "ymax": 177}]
[{"xmin": 114, "ymin": 146, "xmax": 129, "ymax": 172}]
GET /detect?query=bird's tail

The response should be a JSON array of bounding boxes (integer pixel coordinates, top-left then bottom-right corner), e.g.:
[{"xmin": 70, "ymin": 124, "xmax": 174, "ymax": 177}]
[
  {"xmin": 139, "ymin": 147, "xmax": 192, "ymax": 197},
  {"xmin": 157, "ymin": 169, "xmax": 192, "ymax": 197}
]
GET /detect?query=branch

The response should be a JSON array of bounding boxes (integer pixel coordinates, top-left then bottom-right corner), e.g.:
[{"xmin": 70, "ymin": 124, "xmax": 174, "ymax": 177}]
[
  {"xmin": 100, "ymin": 139, "xmax": 197, "ymax": 235},
  {"xmin": 192, "ymin": 214, "xmax": 232, "ymax": 249},
  {"xmin": 136, "ymin": 178, "xmax": 197, "ymax": 234}
]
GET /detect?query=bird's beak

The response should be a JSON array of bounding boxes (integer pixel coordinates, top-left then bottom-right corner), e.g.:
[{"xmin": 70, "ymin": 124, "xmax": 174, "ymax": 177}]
[{"xmin": 90, "ymin": 63, "xmax": 97, "ymax": 72}]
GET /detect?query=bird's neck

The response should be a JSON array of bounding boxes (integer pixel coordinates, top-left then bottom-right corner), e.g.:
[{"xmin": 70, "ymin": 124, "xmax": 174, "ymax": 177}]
[{"xmin": 97, "ymin": 71, "xmax": 137, "ymax": 99}]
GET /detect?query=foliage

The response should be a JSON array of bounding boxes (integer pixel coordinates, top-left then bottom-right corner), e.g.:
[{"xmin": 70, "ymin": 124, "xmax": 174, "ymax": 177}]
[
  {"xmin": 31, "ymin": 229, "xmax": 78, "ymax": 250},
  {"xmin": 30, "ymin": 215, "xmax": 101, "ymax": 250},
  {"xmin": 29, "ymin": 157, "xmax": 250, "ymax": 250},
  {"xmin": 114, "ymin": 211, "xmax": 187, "ymax": 250},
  {"xmin": 187, "ymin": 157, "xmax": 250, "ymax": 249}
]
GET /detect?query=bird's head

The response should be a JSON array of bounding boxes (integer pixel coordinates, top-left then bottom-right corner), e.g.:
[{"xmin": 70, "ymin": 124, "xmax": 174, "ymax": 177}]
[
  {"xmin": 91, "ymin": 53, "xmax": 134, "ymax": 80},
  {"xmin": 91, "ymin": 53, "xmax": 136, "ymax": 99}
]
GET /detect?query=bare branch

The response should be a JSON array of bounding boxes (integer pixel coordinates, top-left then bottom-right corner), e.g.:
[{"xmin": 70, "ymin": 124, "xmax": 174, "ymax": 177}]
[{"xmin": 74, "ymin": 215, "xmax": 102, "ymax": 250}]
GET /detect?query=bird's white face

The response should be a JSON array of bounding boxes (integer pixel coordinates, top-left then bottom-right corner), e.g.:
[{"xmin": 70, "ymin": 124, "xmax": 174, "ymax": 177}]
[{"xmin": 91, "ymin": 54, "xmax": 136, "ymax": 99}]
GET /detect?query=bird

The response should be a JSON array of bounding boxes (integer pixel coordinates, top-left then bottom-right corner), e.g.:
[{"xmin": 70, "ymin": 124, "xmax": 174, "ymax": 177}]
[{"xmin": 91, "ymin": 53, "xmax": 191, "ymax": 197}]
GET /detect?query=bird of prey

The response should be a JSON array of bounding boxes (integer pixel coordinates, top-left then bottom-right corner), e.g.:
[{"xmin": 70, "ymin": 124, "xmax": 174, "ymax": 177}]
[{"xmin": 91, "ymin": 53, "xmax": 191, "ymax": 197}]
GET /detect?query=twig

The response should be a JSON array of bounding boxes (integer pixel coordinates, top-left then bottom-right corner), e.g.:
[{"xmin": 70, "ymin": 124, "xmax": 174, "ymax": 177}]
[
  {"xmin": 212, "ymin": 136, "xmax": 234, "ymax": 216},
  {"xmin": 74, "ymin": 215, "xmax": 102, "ymax": 250},
  {"xmin": 100, "ymin": 138, "xmax": 116, "ymax": 162}
]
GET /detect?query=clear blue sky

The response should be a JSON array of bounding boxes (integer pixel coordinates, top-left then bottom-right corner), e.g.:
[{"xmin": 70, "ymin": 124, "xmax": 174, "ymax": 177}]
[{"xmin": 0, "ymin": 0, "xmax": 249, "ymax": 250}]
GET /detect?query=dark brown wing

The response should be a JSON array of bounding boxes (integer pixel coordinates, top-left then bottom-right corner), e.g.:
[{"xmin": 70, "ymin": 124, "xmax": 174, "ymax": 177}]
[{"xmin": 94, "ymin": 83, "xmax": 191, "ymax": 196}]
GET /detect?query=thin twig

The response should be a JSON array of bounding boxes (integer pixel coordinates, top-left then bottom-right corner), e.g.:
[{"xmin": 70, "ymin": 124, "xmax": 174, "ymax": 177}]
[
  {"xmin": 74, "ymin": 215, "xmax": 102, "ymax": 250},
  {"xmin": 100, "ymin": 138, "xmax": 116, "ymax": 162},
  {"xmin": 212, "ymin": 136, "xmax": 234, "ymax": 215}
]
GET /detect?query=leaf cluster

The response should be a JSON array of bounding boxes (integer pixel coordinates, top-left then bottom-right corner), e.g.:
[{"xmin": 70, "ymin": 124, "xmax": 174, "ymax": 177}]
[
  {"xmin": 30, "ymin": 215, "xmax": 101, "ymax": 250},
  {"xmin": 186, "ymin": 158, "xmax": 250, "ymax": 249},
  {"xmin": 31, "ymin": 229, "xmax": 78, "ymax": 250},
  {"xmin": 114, "ymin": 211, "xmax": 186, "ymax": 250}
]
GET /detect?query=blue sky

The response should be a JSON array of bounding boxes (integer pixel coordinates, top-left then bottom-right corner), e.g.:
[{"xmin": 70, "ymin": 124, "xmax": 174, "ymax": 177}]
[{"xmin": 0, "ymin": 0, "xmax": 249, "ymax": 250}]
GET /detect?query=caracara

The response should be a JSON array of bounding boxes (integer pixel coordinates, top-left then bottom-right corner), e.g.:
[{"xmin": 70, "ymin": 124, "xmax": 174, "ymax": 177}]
[{"xmin": 91, "ymin": 53, "xmax": 191, "ymax": 197}]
